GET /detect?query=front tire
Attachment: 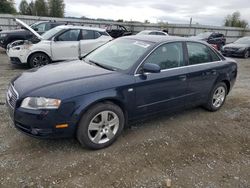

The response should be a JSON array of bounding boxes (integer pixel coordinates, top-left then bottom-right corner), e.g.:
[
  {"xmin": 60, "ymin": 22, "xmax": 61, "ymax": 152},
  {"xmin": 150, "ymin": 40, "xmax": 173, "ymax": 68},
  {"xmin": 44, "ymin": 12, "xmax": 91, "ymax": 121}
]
[
  {"xmin": 77, "ymin": 102, "xmax": 125, "ymax": 150},
  {"xmin": 28, "ymin": 52, "xmax": 51, "ymax": 68},
  {"xmin": 204, "ymin": 82, "xmax": 228, "ymax": 112},
  {"xmin": 244, "ymin": 50, "xmax": 249, "ymax": 59}
]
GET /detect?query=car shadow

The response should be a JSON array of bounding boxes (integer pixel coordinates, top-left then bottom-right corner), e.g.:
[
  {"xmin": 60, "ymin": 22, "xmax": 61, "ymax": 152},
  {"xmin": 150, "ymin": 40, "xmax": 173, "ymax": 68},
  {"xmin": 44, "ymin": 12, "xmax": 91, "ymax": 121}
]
[
  {"xmin": 10, "ymin": 64, "xmax": 29, "ymax": 70},
  {"xmin": 18, "ymin": 107, "xmax": 207, "ymax": 152}
]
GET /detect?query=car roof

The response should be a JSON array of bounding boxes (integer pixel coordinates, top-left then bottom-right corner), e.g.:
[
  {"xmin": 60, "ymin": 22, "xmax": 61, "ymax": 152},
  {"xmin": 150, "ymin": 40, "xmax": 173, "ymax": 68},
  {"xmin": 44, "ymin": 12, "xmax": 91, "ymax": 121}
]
[
  {"xmin": 55, "ymin": 25, "xmax": 106, "ymax": 32},
  {"xmin": 139, "ymin": 30, "xmax": 164, "ymax": 33},
  {"xmin": 122, "ymin": 35, "xmax": 200, "ymax": 44}
]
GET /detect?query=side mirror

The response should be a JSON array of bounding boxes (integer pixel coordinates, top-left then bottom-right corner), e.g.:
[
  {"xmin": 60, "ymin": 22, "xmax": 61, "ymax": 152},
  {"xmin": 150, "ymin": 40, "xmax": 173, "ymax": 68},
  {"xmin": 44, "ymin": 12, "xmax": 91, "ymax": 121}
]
[
  {"xmin": 33, "ymin": 28, "xmax": 38, "ymax": 31},
  {"xmin": 52, "ymin": 37, "xmax": 58, "ymax": 42},
  {"xmin": 142, "ymin": 63, "xmax": 161, "ymax": 73}
]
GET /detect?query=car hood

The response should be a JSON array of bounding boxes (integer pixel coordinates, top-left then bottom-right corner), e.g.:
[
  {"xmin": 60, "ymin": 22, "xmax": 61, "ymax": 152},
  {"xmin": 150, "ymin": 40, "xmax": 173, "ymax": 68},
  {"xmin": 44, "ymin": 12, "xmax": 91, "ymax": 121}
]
[
  {"xmin": 12, "ymin": 60, "xmax": 120, "ymax": 98},
  {"xmin": 0, "ymin": 29, "xmax": 27, "ymax": 35},
  {"xmin": 224, "ymin": 43, "xmax": 250, "ymax": 48},
  {"xmin": 15, "ymin": 19, "xmax": 43, "ymax": 40}
]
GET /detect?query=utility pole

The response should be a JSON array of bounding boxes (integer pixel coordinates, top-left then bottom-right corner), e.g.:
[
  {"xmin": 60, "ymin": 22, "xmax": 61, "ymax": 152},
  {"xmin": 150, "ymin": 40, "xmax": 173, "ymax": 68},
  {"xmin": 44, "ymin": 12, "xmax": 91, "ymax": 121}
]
[{"xmin": 188, "ymin": 17, "xmax": 192, "ymax": 36}]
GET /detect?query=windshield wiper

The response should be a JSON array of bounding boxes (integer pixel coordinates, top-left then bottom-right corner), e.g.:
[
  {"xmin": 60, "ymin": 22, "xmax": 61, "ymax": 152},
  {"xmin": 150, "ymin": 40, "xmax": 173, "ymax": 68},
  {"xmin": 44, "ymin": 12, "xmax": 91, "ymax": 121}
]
[{"xmin": 88, "ymin": 60, "xmax": 115, "ymax": 71}]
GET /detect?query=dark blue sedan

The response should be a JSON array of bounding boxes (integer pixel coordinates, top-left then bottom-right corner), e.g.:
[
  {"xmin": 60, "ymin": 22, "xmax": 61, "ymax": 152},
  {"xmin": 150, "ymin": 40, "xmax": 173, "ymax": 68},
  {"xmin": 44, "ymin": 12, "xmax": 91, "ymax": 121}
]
[{"xmin": 6, "ymin": 36, "xmax": 237, "ymax": 149}]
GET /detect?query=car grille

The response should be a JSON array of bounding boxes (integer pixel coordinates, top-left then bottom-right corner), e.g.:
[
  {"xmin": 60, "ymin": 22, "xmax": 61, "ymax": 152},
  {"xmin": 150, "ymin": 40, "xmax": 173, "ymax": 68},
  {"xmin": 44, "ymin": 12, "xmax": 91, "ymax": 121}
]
[{"xmin": 6, "ymin": 85, "xmax": 19, "ymax": 109}]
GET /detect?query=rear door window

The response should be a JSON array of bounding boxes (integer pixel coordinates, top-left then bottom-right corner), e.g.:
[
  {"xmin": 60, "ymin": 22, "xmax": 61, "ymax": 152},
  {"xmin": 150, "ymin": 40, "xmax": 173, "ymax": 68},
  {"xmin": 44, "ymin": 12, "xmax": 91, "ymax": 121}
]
[
  {"xmin": 94, "ymin": 31, "xmax": 102, "ymax": 39},
  {"xmin": 57, "ymin": 29, "xmax": 81, "ymax": 41},
  {"xmin": 187, "ymin": 42, "xmax": 220, "ymax": 65},
  {"xmin": 156, "ymin": 32, "xmax": 166, "ymax": 36},
  {"xmin": 81, "ymin": 30, "xmax": 95, "ymax": 40}
]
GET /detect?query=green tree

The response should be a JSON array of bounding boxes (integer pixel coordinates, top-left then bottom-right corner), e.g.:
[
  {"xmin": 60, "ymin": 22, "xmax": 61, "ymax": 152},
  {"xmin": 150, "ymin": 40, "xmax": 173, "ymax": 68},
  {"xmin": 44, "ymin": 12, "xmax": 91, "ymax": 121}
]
[
  {"xmin": 27, "ymin": 0, "xmax": 36, "ymax": 15},
  {"xmin": 224, "ymin": 11, "xmax": 248, "ymax": 28},
  {"xmin": 35, "ymin": 0, "xmax": 48, "ymax": 16},
  {"xmin": 0, "ymin": 0, "xmax": 16, "ymax": 14},
  {"xmin": 19, "ymin": 0, "xmax": 30, "ymax": 15},
  {"xmin": 116, "ymin": 19, "xmax": 124, "ymax": 22},
  {"xmin": 48, "ymin": 0, "xmax": 65, "ymax": 17}
]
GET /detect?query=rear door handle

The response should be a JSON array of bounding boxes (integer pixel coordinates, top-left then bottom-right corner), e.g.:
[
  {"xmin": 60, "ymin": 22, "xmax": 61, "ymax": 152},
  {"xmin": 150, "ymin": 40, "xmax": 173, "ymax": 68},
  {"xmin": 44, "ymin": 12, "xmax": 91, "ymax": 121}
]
[
  {"xmin": 203, "ymin": 70, "xmax": 217, "ymax": 76},
  {"xmin": 179, "ymin": 75, "xmax": 187, "ymax": 81},
  {"xmin": 211, "ymin": 69, "xmax": 217, "ymax": 75}
]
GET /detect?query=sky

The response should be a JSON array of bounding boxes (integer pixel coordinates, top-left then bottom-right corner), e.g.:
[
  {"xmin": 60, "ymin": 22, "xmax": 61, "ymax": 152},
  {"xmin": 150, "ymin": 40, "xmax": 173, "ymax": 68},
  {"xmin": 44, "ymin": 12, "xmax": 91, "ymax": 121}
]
[{"xmin": 14, "ymin": 0, "xmax": 250, "ymax": 26}]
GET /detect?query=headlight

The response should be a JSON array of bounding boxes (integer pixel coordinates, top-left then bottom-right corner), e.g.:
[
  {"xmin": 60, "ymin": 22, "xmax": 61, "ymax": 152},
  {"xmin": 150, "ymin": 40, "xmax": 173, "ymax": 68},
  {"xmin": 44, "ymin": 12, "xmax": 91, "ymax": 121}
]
[
  {"xmin": 238, "ymin": 48, "xmax": 246, "ymax": 52},
  {"xmin": 21, "ymin": 97, "xmax": 61, "ymax": 110},
  {"xmin": 0, "ymin": 33, "xmax": 7, "ymax": 38}
]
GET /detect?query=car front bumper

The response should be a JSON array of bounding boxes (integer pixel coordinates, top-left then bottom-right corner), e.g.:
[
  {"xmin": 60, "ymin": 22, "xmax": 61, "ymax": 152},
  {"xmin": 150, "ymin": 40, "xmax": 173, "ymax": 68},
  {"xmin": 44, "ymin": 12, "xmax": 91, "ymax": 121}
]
[
  {"xmin": 7, "ymin": 47, "xmax": 29, "ymax": 64},
  {"xmin": 0, "ymin": 39, "xmax": 6, "ymax": 49},
  {"xmin": 9, "ymin": 57, "xmax": 23, "ymax": 64},
  {"xmin": 221, "ymin": 50, "xmax": 245, "ymax": 57},
  {"xmin": 6, "ymin": 101, "xmax": 77, "ymax": 139}
]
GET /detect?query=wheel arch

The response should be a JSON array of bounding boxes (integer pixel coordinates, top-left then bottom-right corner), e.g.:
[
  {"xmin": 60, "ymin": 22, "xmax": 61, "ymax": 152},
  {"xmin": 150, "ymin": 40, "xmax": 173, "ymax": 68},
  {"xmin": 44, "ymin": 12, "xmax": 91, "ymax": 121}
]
[
  {"xmin": 76, "ymin": 97, "xmax": 129, "ymax": 129},
  {"xmin": 221, "ymin": 79, "xmax": 230, "ymax": 94},
  {"xmin": 26, "ymin": 50, "xmax": 51, "ymax": 64}
]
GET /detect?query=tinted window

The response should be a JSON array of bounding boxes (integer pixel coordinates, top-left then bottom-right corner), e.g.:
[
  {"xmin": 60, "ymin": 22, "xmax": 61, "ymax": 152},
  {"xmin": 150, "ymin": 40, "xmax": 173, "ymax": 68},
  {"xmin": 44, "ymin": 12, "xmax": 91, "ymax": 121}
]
[
  {"xmin": 144, "ymin": 42, "xmax": 184, "ymax": 70},
  {"xmin": 187, "ymin": 42, "xmax": 219, "ymax": 65},
  {"xmin": 34, "ymin": 23, "xmax": 46, "ymax": 32},
  {"xmin": 94, "ymin": 31, "xmax": 101, "ymax": 39},
  {"xmin": 100, "ymin": 31, "xmax": 109, "ymax": 36},
  {"xmin": 82, "ymin": 30, "xmax": 95, "ymax": 40},
  {"xmin": 51, "ymin": 23, "xmax": 63, "ymax": 29},
  {"xmin": 209, "ymin": 48, "xmax": 221, "ymax": 62},
  {"xmin": 57, "ymin": 29, "xmax": 80, "ymax": 41},
  {"xmin": 211, "ymin": 33, "xmax": 220, "ymax": 38},
  {"xmin": 156, "ymin": 32, "xmax": 166, "ymax": 36},
  {"xmin": 149, "ymin": 32, "xmax": 157, "ymax": 35}
]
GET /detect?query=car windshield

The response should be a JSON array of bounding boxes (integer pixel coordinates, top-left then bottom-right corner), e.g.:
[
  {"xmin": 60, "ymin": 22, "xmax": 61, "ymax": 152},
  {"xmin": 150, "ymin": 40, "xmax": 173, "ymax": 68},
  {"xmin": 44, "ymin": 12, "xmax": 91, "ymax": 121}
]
[
  {"xmin": 196, "ymin": 32, "xmax": 212, "ymax": 39},
  {"xmin": 84, "ymin": 38, "xmax": 153, "ymax": 71},
  {"xmin": 234, "ymin": 37, "xmax": 250, "ymax": 44},
  {"xmin": 42, "ymin": 27, "xmax": 63, "ymax": 40}
]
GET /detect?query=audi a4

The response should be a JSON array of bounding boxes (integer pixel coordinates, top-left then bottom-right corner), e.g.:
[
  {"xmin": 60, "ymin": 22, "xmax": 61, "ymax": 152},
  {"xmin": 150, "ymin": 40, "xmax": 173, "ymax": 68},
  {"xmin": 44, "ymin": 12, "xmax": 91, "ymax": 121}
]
[{"xmin": 6, "ymin": 35, "xmax": 237, "ymax": 149}]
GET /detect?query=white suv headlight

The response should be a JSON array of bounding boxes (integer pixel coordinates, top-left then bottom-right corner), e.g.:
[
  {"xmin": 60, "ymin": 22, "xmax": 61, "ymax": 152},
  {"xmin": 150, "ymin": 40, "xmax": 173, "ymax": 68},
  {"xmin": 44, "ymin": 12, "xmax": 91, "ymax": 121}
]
[{"xmin": 21, "ymin": 97, "xmax": 61, "ymax": 110}]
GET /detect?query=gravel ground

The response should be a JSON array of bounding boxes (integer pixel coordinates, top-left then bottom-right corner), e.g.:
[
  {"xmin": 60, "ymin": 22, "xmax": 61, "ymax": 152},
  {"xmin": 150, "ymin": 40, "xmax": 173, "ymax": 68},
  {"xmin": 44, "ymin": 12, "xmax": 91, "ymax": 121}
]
[{"xmin": 0, "ymin": 49, "xmax": 249, "ymax": 188}]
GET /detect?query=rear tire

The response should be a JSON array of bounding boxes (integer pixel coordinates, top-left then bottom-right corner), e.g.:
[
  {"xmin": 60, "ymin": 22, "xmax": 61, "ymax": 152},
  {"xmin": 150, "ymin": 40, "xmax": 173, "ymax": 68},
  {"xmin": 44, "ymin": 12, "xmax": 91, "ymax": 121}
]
[
  {"xmin": 28, "ymin": 52, "xmax": 51, "ymax": 68},
  {"xmin": 204, "ymin": 82, "xmax": 228, "ymax": 112},
  {"xmin": 77, "ymin": 102, "xmax": 125, "ymax": 150}
]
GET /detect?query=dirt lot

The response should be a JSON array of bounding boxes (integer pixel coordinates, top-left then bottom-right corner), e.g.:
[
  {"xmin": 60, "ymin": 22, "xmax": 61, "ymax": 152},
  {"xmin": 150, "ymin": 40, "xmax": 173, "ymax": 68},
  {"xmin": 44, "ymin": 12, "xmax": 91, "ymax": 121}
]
[{"xmin": 0, "ymin": 49, "xmax": 249, "ymax": 188}]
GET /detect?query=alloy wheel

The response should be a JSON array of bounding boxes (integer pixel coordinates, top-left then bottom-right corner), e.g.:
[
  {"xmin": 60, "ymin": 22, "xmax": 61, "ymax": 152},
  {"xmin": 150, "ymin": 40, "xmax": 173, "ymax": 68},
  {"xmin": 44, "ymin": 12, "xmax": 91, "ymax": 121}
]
[
  {"xmin": 32, "ymin": 55, "xmax": 49, "ymax": 67},
  {"xmin": 212, "ymin": 86, "xmax": 226, "ymax": 108},
  {"xmin": 88, "ymin": 110, "xmax": 119, "ymax": 144}
]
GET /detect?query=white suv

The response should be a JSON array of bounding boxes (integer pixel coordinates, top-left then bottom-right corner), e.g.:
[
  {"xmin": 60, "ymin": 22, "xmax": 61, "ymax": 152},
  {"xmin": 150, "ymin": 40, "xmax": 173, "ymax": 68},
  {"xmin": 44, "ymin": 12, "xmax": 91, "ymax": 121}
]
[{"xmin": 7, "ymin": 19, "xmax": 113, "ymax": 68}]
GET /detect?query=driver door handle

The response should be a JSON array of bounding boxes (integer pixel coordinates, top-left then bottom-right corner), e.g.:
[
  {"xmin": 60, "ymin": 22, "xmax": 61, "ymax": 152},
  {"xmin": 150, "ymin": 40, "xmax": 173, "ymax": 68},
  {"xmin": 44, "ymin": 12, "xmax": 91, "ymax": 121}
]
[{"xmin": 179, "ymin": 75, "xmax": 187, "ymax": 81}]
